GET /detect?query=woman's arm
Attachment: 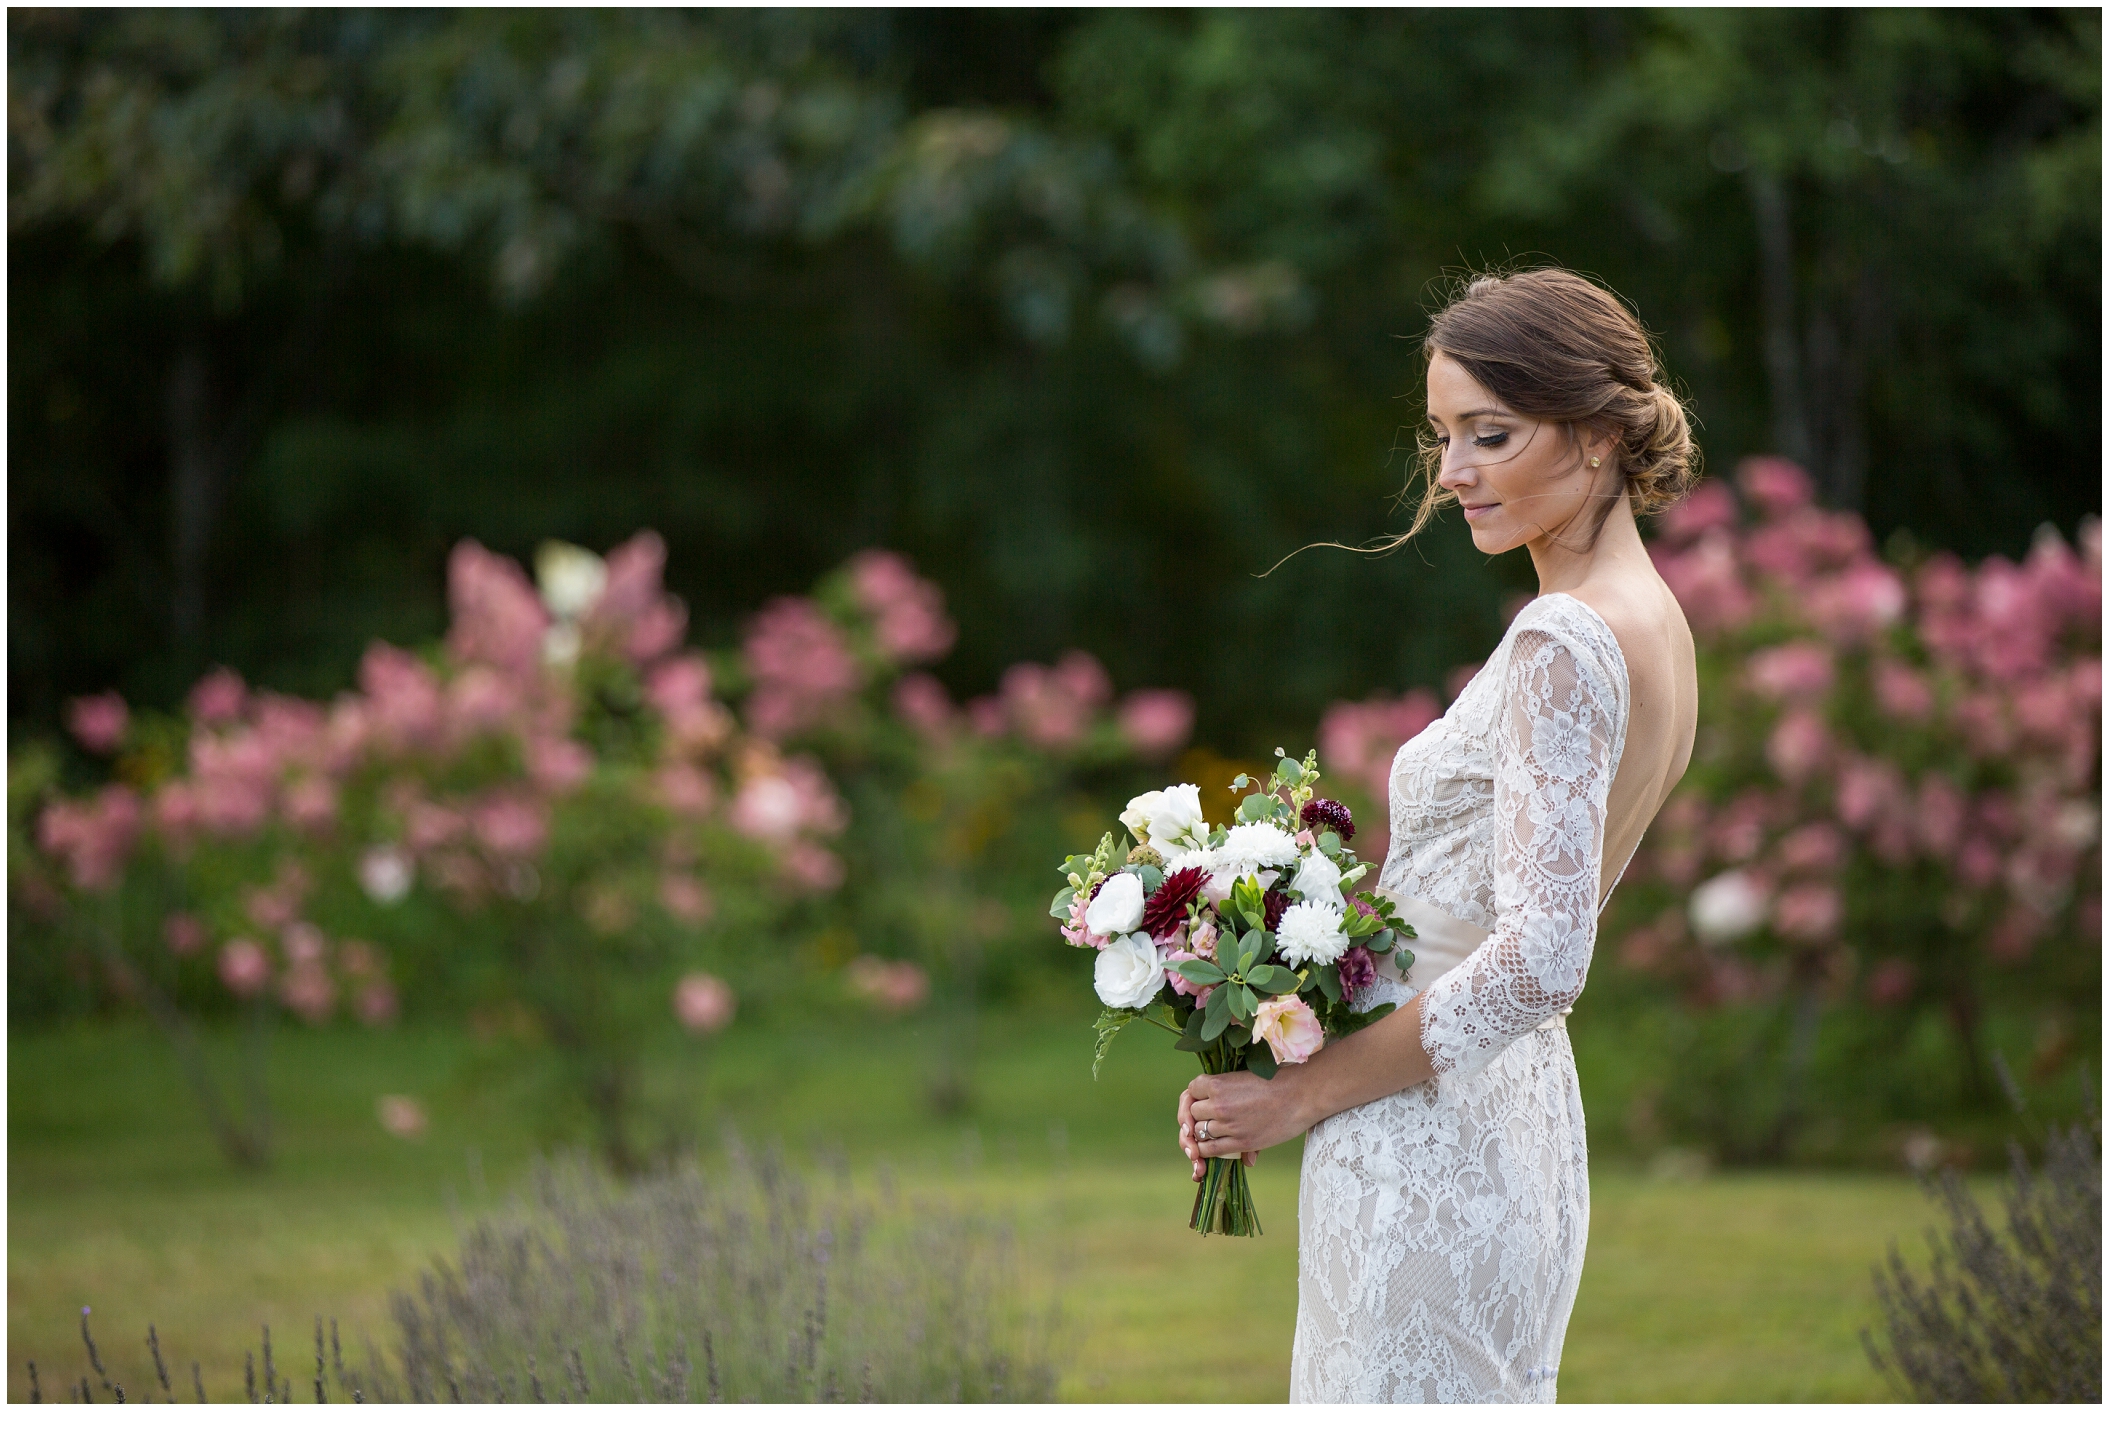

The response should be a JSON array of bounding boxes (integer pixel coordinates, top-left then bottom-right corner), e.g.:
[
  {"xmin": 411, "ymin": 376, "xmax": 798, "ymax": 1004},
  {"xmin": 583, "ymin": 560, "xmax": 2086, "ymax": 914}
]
[{"xmin": 1179, "ymin": 993, "xmax": 1435, "ymax": 1178}]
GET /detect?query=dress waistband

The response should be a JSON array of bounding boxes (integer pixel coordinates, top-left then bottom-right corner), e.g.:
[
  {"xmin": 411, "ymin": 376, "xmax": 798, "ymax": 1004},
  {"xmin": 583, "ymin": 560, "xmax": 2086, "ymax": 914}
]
[{"xmin": 1375, "ymin": 889, "xmax": 1570, "ymax": 1030}]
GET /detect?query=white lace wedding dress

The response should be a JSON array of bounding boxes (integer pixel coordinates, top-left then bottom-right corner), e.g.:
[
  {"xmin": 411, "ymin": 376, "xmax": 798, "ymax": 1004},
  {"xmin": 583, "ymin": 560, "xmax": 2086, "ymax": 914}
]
[{"xmin": 1291, "ymin": 593, "xmax": 1630, "ymax": 1403}]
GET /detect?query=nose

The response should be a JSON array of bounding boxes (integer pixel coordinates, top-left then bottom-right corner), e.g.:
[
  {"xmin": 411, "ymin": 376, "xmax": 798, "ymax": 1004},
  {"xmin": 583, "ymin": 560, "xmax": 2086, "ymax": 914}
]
[{"xmin": 1436, "ymin": 438, "xmax": 1474, "ymax": 493}]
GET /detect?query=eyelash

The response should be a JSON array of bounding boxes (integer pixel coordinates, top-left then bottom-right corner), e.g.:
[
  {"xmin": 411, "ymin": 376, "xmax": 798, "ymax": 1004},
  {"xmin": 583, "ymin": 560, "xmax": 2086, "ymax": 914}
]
[{"xmin": 1432, "ymin": 432, "xmax": 1509, "ymax": 449}]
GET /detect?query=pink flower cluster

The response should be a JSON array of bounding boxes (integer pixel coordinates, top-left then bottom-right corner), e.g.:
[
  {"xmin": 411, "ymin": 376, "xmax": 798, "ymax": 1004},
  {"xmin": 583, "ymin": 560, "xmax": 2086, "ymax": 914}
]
[
  {"xmin": 846, "ymin": 955, "xmax": 930, "ymax": 1013},
  {"xmin": 1628, "ymin": 458, "xmax": 2100, "ymax": 1005}
]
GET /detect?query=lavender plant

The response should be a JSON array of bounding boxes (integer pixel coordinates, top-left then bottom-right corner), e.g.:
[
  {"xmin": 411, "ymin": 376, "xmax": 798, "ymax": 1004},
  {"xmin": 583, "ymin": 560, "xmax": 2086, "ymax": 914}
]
[
  {"xmin": 34, "ymin": 1147, "xmax": 1060, "ymax": 1403},
  {"xmin": 1862, "ymin": 1077, "xmax": 2101, "ymax": 1402}
]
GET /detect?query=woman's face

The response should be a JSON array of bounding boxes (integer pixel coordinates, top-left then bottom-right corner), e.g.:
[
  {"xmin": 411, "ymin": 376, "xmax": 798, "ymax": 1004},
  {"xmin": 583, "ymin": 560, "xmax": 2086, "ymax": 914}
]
[{"xmin": 1424, "ymin": 350, "xmax": 1617, "ymax": 556}]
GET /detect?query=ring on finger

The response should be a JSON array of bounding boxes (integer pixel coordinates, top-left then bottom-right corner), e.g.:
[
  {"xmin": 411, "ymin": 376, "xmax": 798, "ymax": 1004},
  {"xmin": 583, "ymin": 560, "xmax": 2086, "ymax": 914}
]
[{"xmin": 1197, "ymin": 1119, "xmax": 1213, "ymax": 1142}]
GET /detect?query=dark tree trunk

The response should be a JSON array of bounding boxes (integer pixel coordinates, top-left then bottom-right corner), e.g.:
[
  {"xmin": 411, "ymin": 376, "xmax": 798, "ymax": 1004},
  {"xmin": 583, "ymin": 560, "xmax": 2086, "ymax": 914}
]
[{"xmin": 1746, "ymin": 170, "xmax": 1813, "ymax": 471}]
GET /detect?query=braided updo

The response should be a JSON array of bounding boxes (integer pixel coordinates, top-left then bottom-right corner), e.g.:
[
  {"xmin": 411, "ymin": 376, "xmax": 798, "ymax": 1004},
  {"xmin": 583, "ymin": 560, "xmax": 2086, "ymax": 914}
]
[{"xmin": 1404, "ymin": 267, "xmax": 1700, "ymax": 539}]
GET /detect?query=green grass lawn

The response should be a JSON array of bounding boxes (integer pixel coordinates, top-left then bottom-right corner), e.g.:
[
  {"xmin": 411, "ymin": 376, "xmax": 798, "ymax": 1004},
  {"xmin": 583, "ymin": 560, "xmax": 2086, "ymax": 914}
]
[{"xmin": 9, "ymin": 1005, "xmax": 1949, "ymax": 1402}]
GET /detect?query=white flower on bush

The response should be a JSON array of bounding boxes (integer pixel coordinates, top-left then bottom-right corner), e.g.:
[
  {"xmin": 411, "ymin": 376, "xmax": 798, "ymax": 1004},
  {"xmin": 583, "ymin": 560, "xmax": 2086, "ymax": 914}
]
[
  {"xmin": 359, "ymin": 846, "xmax": 414, "ymax": 905},
  {"xmin": 1084, "ymin": 871, "xmax": 1146, "ymax": 936},
  {"xmin": 1094, "ymin": 931, "xmax": 1166, "ymax": 1009},
  {"xmin": 1689, "ymin": 869, "xmax": 1770, "ymax": 944},
  {"xmin": 535, "ymin": 540, "xmax": 608, "ymax": 621},
  {"xmin": 1275, "ymin": 900, "xmax": 1350, "ymax": 965},
  {"xmin": 1289, "ymin": 850, "xmax": 1343, "ymax": 902},
  {"xmin": 1119, "ymin": 785, "xmax": 1207, "ymax": 852},
  {"xmin": 1217, "ymin": 822, "xmax": 1301, "ymax": 876}
]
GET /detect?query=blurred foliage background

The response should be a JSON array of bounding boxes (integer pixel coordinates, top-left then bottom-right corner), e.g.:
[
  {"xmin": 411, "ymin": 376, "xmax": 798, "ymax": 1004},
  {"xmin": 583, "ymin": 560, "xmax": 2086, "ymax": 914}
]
[{"xmin": 11, "ymin": 8, "xmax": 2100, "ymax": 740}]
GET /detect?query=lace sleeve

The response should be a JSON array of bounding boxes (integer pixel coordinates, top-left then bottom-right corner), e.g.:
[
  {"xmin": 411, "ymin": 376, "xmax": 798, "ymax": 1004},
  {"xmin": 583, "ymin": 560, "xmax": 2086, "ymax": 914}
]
[{"xmin": 1418, "ymin": 625, "xmax": 1619, "ymax": 1080}]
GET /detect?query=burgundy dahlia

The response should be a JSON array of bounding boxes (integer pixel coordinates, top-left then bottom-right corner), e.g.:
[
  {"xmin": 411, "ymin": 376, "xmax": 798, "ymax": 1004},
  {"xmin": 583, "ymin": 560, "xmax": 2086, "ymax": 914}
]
[
  {"xmin": 1301, "ymin": 798, "xmax": 1355, "ymax": 842},
  {"xmin": 1141, "ymin": 866, "xmax": 1209, "ymax": 940},
  {"xmin": 1263, "ymin": 885, "xmax": 1290, "ymax": 932},
  {"xmin": 1338, "ymin": 944, "xmax": 1378, "ymax": 1001}
]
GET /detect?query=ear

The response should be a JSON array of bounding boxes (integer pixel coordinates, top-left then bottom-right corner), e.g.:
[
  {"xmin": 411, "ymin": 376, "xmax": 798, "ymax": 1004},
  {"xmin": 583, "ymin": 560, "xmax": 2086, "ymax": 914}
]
[{"xmin": 1581, "ymin": 422, "xmax": 1624, "ymax": 468}]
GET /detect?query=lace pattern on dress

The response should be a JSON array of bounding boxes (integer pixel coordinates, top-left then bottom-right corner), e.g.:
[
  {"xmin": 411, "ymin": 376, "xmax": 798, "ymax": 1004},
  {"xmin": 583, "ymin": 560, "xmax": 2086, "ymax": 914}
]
[{"xmin": 1291, "ymin": 593, "xmax": 1628, "ymax": 1404}]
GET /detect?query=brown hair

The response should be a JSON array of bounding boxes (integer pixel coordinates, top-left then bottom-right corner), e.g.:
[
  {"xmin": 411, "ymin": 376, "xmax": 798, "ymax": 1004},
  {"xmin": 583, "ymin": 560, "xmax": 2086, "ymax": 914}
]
[{"xmin": 1401, "ymin": 266, "xmax": 1699, "ymax": 541}]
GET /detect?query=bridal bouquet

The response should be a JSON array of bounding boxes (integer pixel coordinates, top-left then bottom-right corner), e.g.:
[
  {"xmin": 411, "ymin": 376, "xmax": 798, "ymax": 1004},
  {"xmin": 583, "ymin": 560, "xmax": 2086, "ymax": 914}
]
[{"xmin": 1052, "ymin": 749, "xmax": 1413, "ymax": 1236}]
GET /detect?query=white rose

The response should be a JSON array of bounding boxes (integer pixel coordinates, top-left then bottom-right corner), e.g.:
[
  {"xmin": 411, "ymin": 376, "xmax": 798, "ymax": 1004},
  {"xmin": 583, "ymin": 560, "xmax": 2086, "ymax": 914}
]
[
  {"xmin": 1289, "ymin": 850, "xmax": 1343, "ymax": 902},
  {"xmin": 1094, "ymin": 931, "xmax": 1166, "ymax": 1009},
  {"xmin": 1119, "ymin": 784, "xmax": 1206, "ymax": 851},
  {"xmin": 1275, "ymin": 900, "xmax": 1350, "ymax": 965},
  {"xmin": 1689, "ymin": 869, "xmax": 1769, "ymax": 944},
  {"xmin": 1084, "ymin": 871, "xmax": 1146, "ymax": 936}
]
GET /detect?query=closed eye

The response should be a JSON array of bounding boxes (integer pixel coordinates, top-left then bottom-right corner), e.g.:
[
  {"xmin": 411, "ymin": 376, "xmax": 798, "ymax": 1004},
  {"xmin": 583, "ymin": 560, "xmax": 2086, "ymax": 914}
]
[{"xmin": 1474, "ymin": 432, "xmax": 1509, "ymax": 448}]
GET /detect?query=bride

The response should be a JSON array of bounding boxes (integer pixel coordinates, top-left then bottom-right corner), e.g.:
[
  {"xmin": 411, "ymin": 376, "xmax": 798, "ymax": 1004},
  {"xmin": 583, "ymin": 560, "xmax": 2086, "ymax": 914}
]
[{"xmin": 1178, "ymin": 267, "xmax": 1701, "ymax": 1403}]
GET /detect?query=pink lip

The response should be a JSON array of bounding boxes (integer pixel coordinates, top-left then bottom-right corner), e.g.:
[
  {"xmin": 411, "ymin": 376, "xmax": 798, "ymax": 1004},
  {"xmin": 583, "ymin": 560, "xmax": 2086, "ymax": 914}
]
[{"xmin": 1461, "ymin": 501, "xmax": 1499, "ymax": 522}]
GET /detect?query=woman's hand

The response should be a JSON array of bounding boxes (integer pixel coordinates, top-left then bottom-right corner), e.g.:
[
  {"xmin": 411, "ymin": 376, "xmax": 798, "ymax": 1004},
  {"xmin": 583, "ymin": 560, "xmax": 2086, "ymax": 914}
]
[{"xmin": 1177, "ymin": 1069, "xmax": 1308, "ymax": 1181}]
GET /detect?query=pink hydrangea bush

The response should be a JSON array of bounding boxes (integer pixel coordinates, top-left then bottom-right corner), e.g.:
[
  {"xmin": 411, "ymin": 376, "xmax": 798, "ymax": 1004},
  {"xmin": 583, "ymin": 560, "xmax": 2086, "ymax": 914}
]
[
  {"xmin": 1611, "ymin": 459, "xmax": 2098, "ymax": 1128},
  {"xmin": 19, "ymin": 531, "xmax": 840, "ymax": 1168}
]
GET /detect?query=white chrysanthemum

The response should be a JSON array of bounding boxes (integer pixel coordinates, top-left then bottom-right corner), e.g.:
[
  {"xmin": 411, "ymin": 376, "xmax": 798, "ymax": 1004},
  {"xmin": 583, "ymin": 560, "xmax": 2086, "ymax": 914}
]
[
  {"xmin": 1289, "ymin": 850, "xmax": 1343, "ymax": 902},
  {"xmin": 1275, "ymin": 900, "xmax": 1350, "ymax": 966},
  {"xmin": 1217, "ymin": 822, "xmax": 1301, "ymax": 876}
]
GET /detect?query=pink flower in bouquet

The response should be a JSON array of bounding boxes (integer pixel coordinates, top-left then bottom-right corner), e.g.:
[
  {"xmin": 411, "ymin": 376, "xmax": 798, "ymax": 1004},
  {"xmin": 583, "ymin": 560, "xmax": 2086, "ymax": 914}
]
[
  {"xmin": 1166, "ymin": 967, "xmax": 1213, "ymax": 1006},
  {"xmin": 471, "ymin": 793, "xmax": 549, "ymax": 857},
  {"xmin": 67, "ymin": 692, "xmax": 129, "ymax": 754},
  {"xmin": 1189, "ymin": 917, "xmax": 1219, "ymax": 960},
  {"xmin": 1747, "ymin": 642, "xmax": 1835, "ymax": 703},
  {"xmin": 1738, "ymin": 457, "xmax": 1814, "ymax": 517},
  {"xmin": 849, "ymin": 550, "xmax": 957, "ymax": 664},
  {"xmin": 1061, "ymin": 891, "xmax": 1110, "ymax": 950},
  {"xmin": 1772, "ymin": 883, "xmax": 1842, "ymax": 944},
  {"xmin": 526, "ymin": 735, "xmax": 593, "ymax": 793},
  {"xmin": 1118, "ymin": 690, "xmax": 1194, "ymax": 759},
  {"xmin": 163, "ymin": 912, "xmax": 209, "ymax": 957},
  {"xmin": 36, "ymin": 786, "xmax": 141, "ymax": 890},
  {"xmin": 847, "ymin": 955, "xmax": 931, "ymax": 1012},
  {"xmin": 217, "ymin": 938, "xmax": 271, "ymax": 998},
  {"xmin": 781, "ymin": 841, "xmax": 846, "ymax": 892},
  {"xmin": 892, "ymin": 672, "xmax": 955, "ymax": 739},
  {"xmin": 188, "ymin": 667, "xmax": 249, "ymax": 726},
  {"xmin": 1765, "ymin": 711, "xmax": 1830, "ymax": 785},
  {"xmin": 745, "ymin": 597, "xmax": 861, "ymax": 738},
  {"xmin": 446, "ymin": 540, "xmax": 548, "ymax": 676},
  {"xmin": 673, "ymin": 972, "xmax": 736, "ymax": 1034},
  {"xmin": 1251, "ymin": 994, "xmax": 1324, "ymax": 1065},
  {"xmin": 658, "ymin": 873, "xmax": 715, "ymax": 925}
]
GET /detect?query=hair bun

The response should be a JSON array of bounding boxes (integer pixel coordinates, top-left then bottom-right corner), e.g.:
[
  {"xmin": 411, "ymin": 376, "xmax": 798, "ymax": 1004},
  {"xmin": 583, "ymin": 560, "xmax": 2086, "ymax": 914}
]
[{"xmin": 1623, "ymin": 385, "xmax": 1700, "ymax": 515}]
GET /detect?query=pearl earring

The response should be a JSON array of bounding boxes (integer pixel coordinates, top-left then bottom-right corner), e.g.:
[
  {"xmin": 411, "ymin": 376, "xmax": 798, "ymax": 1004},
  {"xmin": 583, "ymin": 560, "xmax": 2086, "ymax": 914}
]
[{"xmin": 1588, "ymin": 456, "xmax": 1602, "ymax": 468}]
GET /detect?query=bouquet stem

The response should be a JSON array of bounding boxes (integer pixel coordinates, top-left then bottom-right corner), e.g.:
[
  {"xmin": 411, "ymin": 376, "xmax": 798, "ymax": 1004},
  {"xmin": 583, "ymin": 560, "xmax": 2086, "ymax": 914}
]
[{"xmin": 1189, "ymin": 1153, "xmax": 1261, "ymax": 1237}]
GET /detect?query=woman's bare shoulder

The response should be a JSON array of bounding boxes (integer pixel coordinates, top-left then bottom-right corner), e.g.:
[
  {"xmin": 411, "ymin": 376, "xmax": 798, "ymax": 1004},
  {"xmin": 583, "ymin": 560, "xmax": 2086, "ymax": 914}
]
[{"xmin": 1563, "ymin": 572, "xmax": 1693, "ymax": 679}]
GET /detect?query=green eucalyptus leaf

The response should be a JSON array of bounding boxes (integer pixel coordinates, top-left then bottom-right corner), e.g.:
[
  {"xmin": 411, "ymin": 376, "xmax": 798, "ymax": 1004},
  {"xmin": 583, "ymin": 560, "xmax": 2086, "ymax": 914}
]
[
  {"xmin": 1277, "ymin": 757, "xmax": 1304, "ymax": 784},
  {"xmin": 1137, "ymin": 865, "xmax": 1164, "ymax": 892},
  {"xmin": 1370, "ymin": 927, "xmax": 1395, "ymax": 953},
  {"xmin": 1200, "ymin": 1005, "xmax": 1232, "ymax": 1042},
  {"xmin": 1316, "ymin": 964, "xmax": 1342, "ymax": 1003},
  {"xmin": 1250, "ymin": 931, "xmax": 1275, "ymax": 967},
  {"xmin": 1050, "ymin": 886, "xmax": 1077, "ymax": 919},
  {"xmin": 1317, "ymin": 831, "xmax": 1341, "ymax": 856},
  {"xmin": 1245, "ymin": 1045, "xmax": 1279, "ymax": 1080},
  {"xmin": 1176, "ymin": 960, "xmax": 1226, "ymax": 987}
]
